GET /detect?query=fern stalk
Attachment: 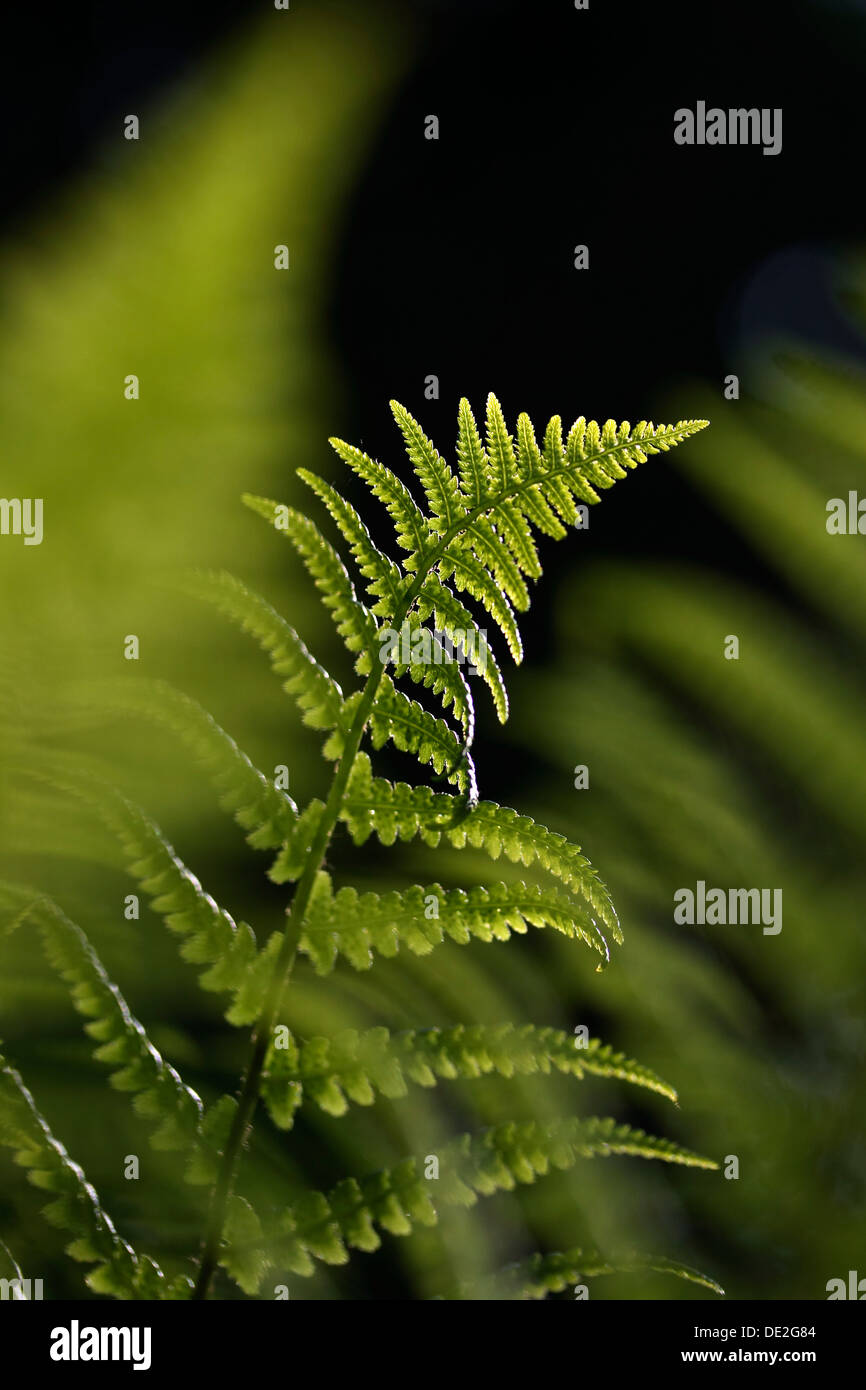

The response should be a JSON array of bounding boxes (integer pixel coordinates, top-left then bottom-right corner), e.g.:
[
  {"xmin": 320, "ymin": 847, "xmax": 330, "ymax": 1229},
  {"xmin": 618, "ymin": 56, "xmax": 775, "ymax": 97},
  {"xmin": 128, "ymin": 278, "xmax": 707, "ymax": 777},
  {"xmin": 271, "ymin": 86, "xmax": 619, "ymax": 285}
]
[
  {"xmin": 194, "ymin": 490, "xmax": 492, "ymax": 1290},
  {"xmin": 192, "ymin": 590, "xmax": 418, "ymax": 1296}
]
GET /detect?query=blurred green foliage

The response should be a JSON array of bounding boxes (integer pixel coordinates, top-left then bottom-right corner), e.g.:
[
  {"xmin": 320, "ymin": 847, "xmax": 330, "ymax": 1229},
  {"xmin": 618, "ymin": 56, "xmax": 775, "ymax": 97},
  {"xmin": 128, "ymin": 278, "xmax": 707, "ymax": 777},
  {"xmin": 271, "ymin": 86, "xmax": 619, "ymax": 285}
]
[{"xmin": 504, "ymin": 305, "xmax": 866, "ymax": 1298}]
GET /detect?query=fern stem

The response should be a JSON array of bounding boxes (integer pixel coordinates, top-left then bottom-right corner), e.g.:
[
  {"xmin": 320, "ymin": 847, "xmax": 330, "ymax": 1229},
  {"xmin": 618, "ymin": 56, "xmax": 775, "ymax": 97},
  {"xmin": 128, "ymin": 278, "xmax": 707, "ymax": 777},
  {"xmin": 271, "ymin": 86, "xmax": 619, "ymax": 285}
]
[{"xmin": 191, "ymin": 652, "xmax": 391, "ymax": 1298}]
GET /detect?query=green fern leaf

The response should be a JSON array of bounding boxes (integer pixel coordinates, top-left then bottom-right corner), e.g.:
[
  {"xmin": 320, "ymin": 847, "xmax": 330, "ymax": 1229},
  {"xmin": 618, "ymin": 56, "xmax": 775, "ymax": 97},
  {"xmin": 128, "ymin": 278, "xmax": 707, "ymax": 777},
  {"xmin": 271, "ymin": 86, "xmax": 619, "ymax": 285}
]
[
  {"xmin": 515, "ymin": 412, "xmax": 569, "ymax": 537},
  {"xmin": 2, "ymin": 392, "xmax": 712, "ymax": 1302},
  {"xmin": 242, "ymin": 494, "xmax": 378, "ymax": 673},
  {"xmin": 464, "ymin": 1247, "xmax": 724, "ymax": 1299},
  {"xmin": 340, "ymin": 754, "xmax": 620, "ymax": 943},
  {"xmin": 0, "ymin": 1050, "xmax": 167, "ymax": 1298},
  {"xmin": 237, "ymin": 1116, "xmax": 715, "ymax": 1291},
  {"xmin": 2, "ymin": 761, "xmax": 279, "ymax": 1028},
  {"xmin": 386, "ymin": 618, "xmax": 475, "ymax": 738},
  {"xmin": 96, "ymin": 791, "xmax": 282, "ymax": 1026},
  {"xmin": 416, "ymin": 576, "xmax": 508, "ymax": 722},
  {"xmin": 539, "ymin": 414, "xmax": 590, "ymax": 521},
  {"xmin": 268, "ymin": 799, "xmax": 327, "ymax": 885},
  {"xmin": 220, "ymin": 1195, "xmax": 271, "ymax": 1296},
  {"xmin": 390, "ymin": 399, "xmax": 466, "ymax": 534},
  {"xmin": 456, "ymin": 395, "xmax": 489, "ymax": 506},
  {"xmin": 462, "ymin": 515, "xmax": 531, "ymax": 612},
  {"xmin": 438, "ymin": 545, "xmax": 523, "ymax": 663},
  {"xmin": 484, "ymin": 392, "xmax": 520, "ymax": 494},
  {"xmin": 328, "ymin": 436, "xmax": 430, "ymax": 564},
  {"xmin": 297, "ymin": 469, "xmax": 407, "ymax": 618},
  {"xmin": 369, "ymin": 674, "xmax": 476, "ymax": 797},
  {"xmin": 261, "ymin": 1023, "xmax": 677, "ymax": 1130},
  {"xmin": 183, "ymin": 1096, "xmax": 238, "ymax": 1188},
  {"xmin": 178, "ymin": 569, "xmax": 345, "ymax": 740},
  {"xmin": 95, "ymin": 678, "xmax": 298, "ymax": 849},
  {"xmin": 300, "ymin": 874, "xmax": 609, "ymax": 975},
  {"xmin": 0, "ymin": 883, "xmax": 203, "ymax": 1150}
]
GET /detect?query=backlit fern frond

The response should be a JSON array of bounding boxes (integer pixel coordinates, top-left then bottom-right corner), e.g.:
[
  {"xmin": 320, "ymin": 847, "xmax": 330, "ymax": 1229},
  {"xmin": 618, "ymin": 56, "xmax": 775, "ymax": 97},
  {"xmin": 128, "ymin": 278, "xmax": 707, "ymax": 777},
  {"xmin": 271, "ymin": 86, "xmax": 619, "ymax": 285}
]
[
  {"xmin": 297, "ymin": 469, "xmax": 408, "ymax": 619},
  {"xmin": 97, "ymin": 793, "xmax": 283, "ymax": 1027},
  {"xmin": 3, "ymin": 392, "xmax": 712, "ymax": 1301},
  {"xmin": 415, "ymin": 575, "xmax": 508, "ymax": 722},
  {"xmin": 389, "ymin": 400, "xmax": 467, "ymax": 537},
  {"xmin": 387, "ymin": 618, "xmax": 475, "ymax": 739},
  {"xmin": 241, "ymin": 494, "xmax": 378, "ymax": 672},
  {"xmin": 299, "ymin": 873, "xmax": 609, "ymax": 974},
  {"xmin": 368, "ymin": 674, "xmax": 476, "ymax": 797},
  {"xmin": 178, "ymin": 569, "xmax": 346, "ymax": 746},
  {"xmin": 328, "ymin": 435, "xmax": 430, "ymax": 564},
  {"xmin": 261, "ymin": 1023, "xmax": 677, "ymax": 1130},
  {"xmin": 222, "ymin": 1115, "xmax": 716, "ymax": 1292},
  {"xmin": 340, "ymin": 753, "xmax": 620, "ymax": 942}
]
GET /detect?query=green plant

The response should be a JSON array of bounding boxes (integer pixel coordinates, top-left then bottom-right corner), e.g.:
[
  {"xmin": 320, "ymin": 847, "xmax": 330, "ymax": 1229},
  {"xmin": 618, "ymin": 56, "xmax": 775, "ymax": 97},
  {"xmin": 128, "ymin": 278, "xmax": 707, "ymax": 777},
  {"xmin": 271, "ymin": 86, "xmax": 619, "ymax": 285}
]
[{"xmin": 0, "ymin": 395, "xmax": 718, "ymax": 1300}]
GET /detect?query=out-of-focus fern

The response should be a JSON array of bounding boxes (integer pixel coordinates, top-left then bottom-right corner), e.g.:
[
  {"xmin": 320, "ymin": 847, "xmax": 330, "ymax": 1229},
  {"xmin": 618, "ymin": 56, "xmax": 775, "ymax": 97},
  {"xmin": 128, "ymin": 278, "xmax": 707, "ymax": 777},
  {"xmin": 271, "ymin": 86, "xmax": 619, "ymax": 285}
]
[
  {"xmin": 260, "ymin": 1023, "xmax": 679, "ymax": 1131},
  {"xmin": 0, "ymin": 396, "xmax": 713, "ymax": 1299},
  {"xmin": 503, "ymin": 295, "xmax": 866, "ymax": 1294},
  {"xmin": 218, "ymin": 1116, "xmax": 716, "ymax": 1295},
  {"xmin": 458, "ymin": 1248, "xmax": 725, "ymax": 1300},
  {"xmin": 0, "ymin": 1047, "xmax": 172, "ymax": 1298}
]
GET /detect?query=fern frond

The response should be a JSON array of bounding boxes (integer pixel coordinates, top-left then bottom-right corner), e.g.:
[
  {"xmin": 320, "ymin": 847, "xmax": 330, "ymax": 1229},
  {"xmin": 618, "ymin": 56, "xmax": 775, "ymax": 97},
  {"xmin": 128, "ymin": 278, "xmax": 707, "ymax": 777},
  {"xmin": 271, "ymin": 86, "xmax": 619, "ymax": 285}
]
[
  {"xmin": 390, "ymin": 399, "xmax": 466, "ymax": 535},
  {"xmin": 242, "ymin": 494, "xmax": 378, "ymax": 673},
  {"xmin": 456, "ymin": 395, "xmax": 489, "ymax": 506},
  {"xmin": 328, "ymin": 436, "xmax": 430, "ymax": 564},
  {"xmin": 339, "ymin": 753, "xmax": 451, "ymax": 845},
  {"xmin": 0, "ymin": 883, "xmax": 203, "ymax": 1150},
  {"xmin": 230, "ymin": 1116, "xmax": 715, "ymax": 1290},
  {"xmin": 492, "ymin": 495, "xmax": 543, "ymax": 579},
  {"xmin": 387, "ymin": 618, "xmax": 475, "ymax": 739},
  {"xmin": 299, "ymin": 874, "xmax": 609, "ymax": 975},
  {"xmin": 340, "ymin": 755, "xmax": 620, "ymax": 943},
  {"xmin": 514, "ymin": 412, "xmax": 569, "ymax": 537},
  {"xmin": 261, "ymin": 1023, "xmax": 677, "ymax": 1130},
  {"xmin": 4, "ymin": 760, "xmax": 278, "ymax": 1028},
  {"xmin": 462, "ymin": 516, "xmax": 531, "ymax": 612},
  {"xmin": 417, "ymin": 399, "xmax": 706, "ymax": 592},
  {"xmin": 268, "ymin": 798, "xmax": 327, "ymax": 885},
  {"xmin": 97, "ymin": 678, "xmax": 297, "ymax": 849},
  {"xmin": 369, "ymin": 674, "xmax": 476, "ymax": 798},
  {"xmin": 463, "ymin": 1247, "xmax": 725, "ymax": 1300},
  {"xmin": 438, "ymin": 545, "xmax": 523, "ymax": 663},
  {"xmin": 0, "ymin": 1050, "xmax": 167, "ymax": 1298},
  {"xmin": 540, "ymin": 414, "xmax": 589, "ymax": 520},
  {"xmin": 178, "ymin": 569, "xmax": 345, "ymax": 743},
  {"xmin": 183, "ymin": 1096, "xmax": 238, "ymax": 1188},
  {"xmin": 484, "ymin": 392, "xmax": 520, "ymax": 494},
  {"xmin": 221, "ymin": 1195, "xmax": 273, "ymax": 1295},
  {"xmin": 297, "ymin": 469, "xmax": 407, "ymax": 619},
  {"xmin": 93, "ymin": 789, "xmax": 281, "ymax": 1026},
  {"xmin": 416, "ymin": 576, "xmax": 508, "ymax": 722}
]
